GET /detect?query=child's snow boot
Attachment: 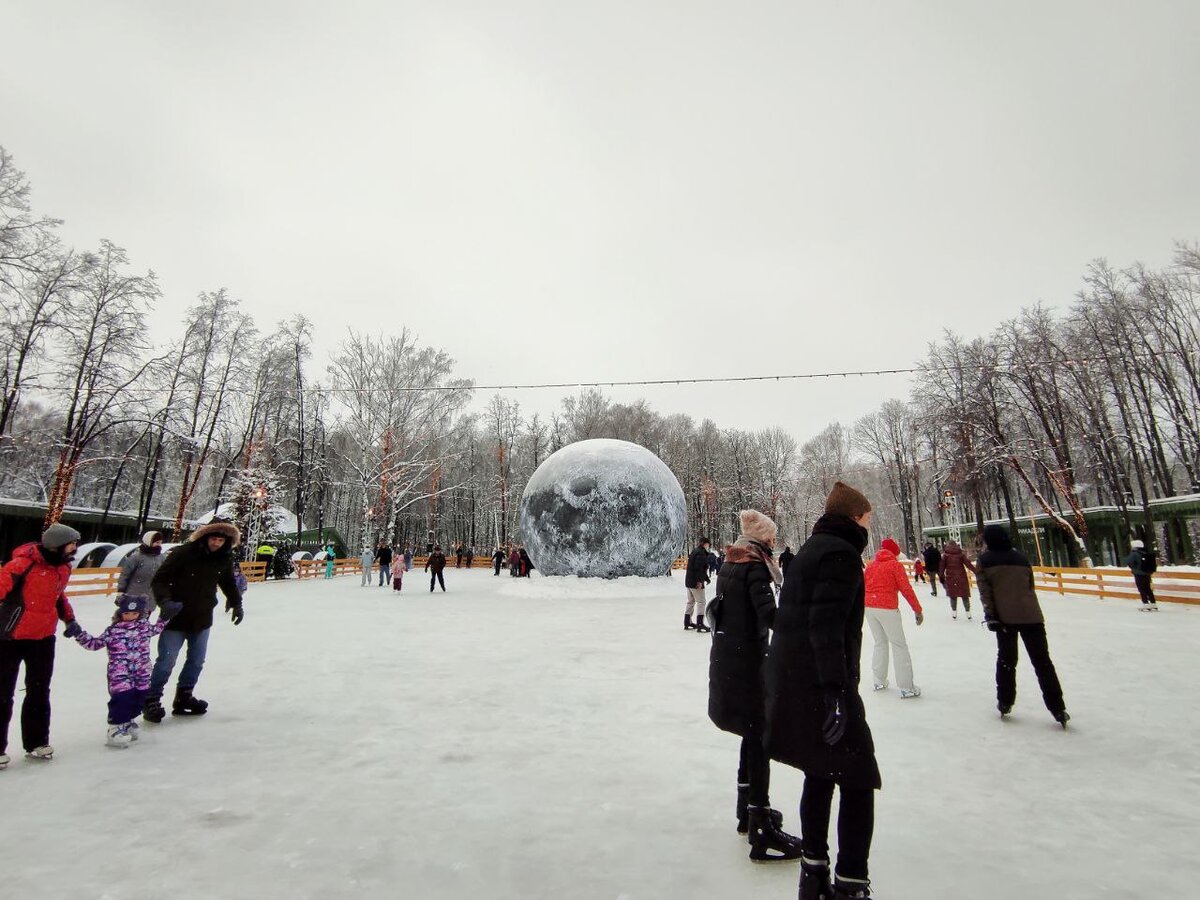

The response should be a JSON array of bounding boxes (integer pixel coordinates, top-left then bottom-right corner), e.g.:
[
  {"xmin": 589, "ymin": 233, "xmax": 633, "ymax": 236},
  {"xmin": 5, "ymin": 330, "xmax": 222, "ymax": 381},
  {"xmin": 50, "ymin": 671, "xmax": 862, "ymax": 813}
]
[
  {"xmin": 684, "ymin": 615, "xmax": 695, "ymax": 631},
  {"xmin": 832, "ymin": 875, "xmax": 873, "ymax": 899},
  {"xmin": 106, "ymin": 724, "xmax": 133, "ymax": 749},
  {"xmin": 143, "ymin": 693, "xmax": 166, "ymax": 724},
  {"xmin": 747, "ymin": 806, "xmax": 802, "ymax": 861},
  {"xmin": 799, "ymin": 854, "xmax": 832, "ymax": 900},
  {"xmin": 172, "ymin": 687, "xmax": 208, "ymax": 716}
]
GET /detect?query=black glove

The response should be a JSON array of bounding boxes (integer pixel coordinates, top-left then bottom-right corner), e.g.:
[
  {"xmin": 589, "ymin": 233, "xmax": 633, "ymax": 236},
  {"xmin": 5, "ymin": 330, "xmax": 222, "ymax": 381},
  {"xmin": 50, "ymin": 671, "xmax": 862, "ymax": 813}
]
[
  {"xmin": 63, "ymin": 621, "xmax": 82, "ymax": 639},
  {"xmin": 821, "ymin": 688, "xmax": 858, "ymax": 747},
  {"xmin": 985, "ymin": 619, "xmax": 1005, "ymax": 633},
  {"xmin": 229, "ymin": 605, "xmax": 244, "ymax": 626},
  {"xmin": 159, "ymin": 600, "xmax": 183, "ymax": 621}
]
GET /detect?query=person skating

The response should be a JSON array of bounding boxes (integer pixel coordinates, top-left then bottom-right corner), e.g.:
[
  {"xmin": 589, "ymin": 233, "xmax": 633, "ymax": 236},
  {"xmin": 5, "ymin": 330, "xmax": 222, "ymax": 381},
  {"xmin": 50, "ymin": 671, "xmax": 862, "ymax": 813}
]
[
  {"xmin": 778, "ymin": 544, "xmax": 795, "ymax": 575},
  {"xmin": 391, "ymin": 562, "xmax": 404, "ymax": 593},
  {"xmin": 518, "ymin": 547, "xmax": 534, "ymax": 577},
  {"xmin": 117, "ymin": 532, "xmax": 168, "ymax": 610},
  {"xmin": 465, "ymin": 547, "xmax": 475, "ymax": 569},
  {"xmin": 323, "ymin": 545, "xmax": 336, "ymax": 579},
  {"xmin": 360, "ymin": 545, "xmax": 374, "ymax": 587},
  {"xmin": 708, "ymin": 510, "xmax": 800, "ymax": 862},
  {"xmin": 426, "ymin": 546, "xmax": 447, "ymax": 592},
  {"xmin": 404, "ymin": 547, "xmax": 414, "ymax": 572},
  {"xmin": 492, "ymin": 547, "xmax": 506, "ymax": 576},
  {"xmin": 455, "ymin": 544, "xmax": 464, "ymax": 568},
  {"xmin": 66, "ymin": 594, "xmax": 181, "ymax": 747},
  {"xmin": 913, "ymin": 556, "xmax": 925, "ymax": 583},
  {"xmin": 684, "ymin": 537, "xmax": 713, "ymax": 633},
  {"xmin": 864, "ymin": 538, "xmax": 923, "ymax": 697},
  {"xmin": 0, "ymin": 523, "xmax": 82, "ymax": 767},
  {"xmin": 922, "ymin": 543, "xmax": 941, "ymax": 597},
  {"xmin": 939, "ymin": 541, "xmax": 976, "ymax": 619},
  {"xmin": 765, "ymin": 482, "xmax": 881, "ymax": 900},
  {"xmin": 508, "ymin": 547, "xmax": 520, "ymax": 577},
  {"xmin": 377, "ymin": 544, "xmax": 393, "ymax": 586},
  {"xmin": 977, "ymin": 524, "xmax": 1068, "ymax": 726},
  {"xmin": 145, "ymin": 521, "xmax": 244, "ymax": 723},
  {"xmin": 1126, "ymin": 539, "xmax": 1158, "ymax": 610}
]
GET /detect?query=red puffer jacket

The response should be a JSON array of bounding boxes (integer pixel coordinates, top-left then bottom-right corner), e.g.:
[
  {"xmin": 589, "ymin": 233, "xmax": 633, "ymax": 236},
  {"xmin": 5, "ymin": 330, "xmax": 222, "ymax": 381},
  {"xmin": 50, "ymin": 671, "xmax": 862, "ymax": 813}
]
[
  {"xmin": 864, "ymin": 548, "xmax": 922, "ymax": 614},
  {"xmin": 0, "ymin": 543, "xmax": 76, "ymax": 640}
]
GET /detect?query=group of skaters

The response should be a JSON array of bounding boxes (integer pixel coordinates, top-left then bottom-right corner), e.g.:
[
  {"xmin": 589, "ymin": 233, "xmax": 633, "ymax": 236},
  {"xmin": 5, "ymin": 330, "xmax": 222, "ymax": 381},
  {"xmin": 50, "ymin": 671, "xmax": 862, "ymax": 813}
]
[
  {"xmin": 491, "ymin": 545, "xmax": 534, "ymax": 577},
  {"xmin": 359, "ymin": 544, "xmax": 415, "ymax": 591},
  {"xmin": 0, "ymin": 521, "xmax": 245, "ymax": 765},
  {"xmin": 691, "ymin": 481, "xmax": 1079, "ymax": 900}
]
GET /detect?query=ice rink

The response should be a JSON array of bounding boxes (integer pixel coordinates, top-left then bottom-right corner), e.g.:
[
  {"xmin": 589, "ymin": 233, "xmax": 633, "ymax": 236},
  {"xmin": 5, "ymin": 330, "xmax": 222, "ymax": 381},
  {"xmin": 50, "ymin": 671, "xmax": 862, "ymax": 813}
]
[{"xmin": 6, "ymin": 567, "xmax": 1198, "ymax": 900}]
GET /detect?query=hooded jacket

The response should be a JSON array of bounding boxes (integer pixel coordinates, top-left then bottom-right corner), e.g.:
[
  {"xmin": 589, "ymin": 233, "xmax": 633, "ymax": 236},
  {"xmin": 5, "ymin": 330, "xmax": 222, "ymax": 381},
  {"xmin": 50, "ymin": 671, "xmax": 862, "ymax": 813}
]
[
  {"xmin": 0, "ymin": 543, "xmax": 77, "ymax": 640},
  {"xmin": 939, "ymin": 542, "xmax": 976, "ymax": 599},
  {"xmin": 864, "ymin": 548, "xmax": 922, "ymax": 613},
  {"xmin": 117, "ymin": 544, "xmax": 166, "ymax": 600},
  {"xmin": 976, "ymin": 527, "xmax": 1044, "ymax": 625},
  {"xmin": 151, "ymin": 522, "xmax": 243, "ymax": 633}
]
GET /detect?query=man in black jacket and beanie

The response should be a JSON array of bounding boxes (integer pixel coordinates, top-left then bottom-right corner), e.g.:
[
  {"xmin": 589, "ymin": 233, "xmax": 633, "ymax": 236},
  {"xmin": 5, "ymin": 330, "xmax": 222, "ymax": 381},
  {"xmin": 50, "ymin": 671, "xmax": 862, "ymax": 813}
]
[
  {"xmin": 766, "ymin": 482, "xmax": 879, "ymax": 900},
  {"xmin": 145, "ymin": 521, "xmax": 244, "ymax": 722},
  {"xmin": 922, "ymin": 543, "xmax": 941, "ymax": 597},
  {"xmin": 684, "ymin": 537, "xmax": 712, "ymax": 633}
]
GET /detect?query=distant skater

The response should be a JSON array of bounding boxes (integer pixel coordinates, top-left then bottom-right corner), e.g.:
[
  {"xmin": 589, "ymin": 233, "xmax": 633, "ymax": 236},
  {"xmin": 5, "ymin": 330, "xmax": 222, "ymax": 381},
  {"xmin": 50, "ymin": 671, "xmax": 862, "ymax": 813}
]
[
  {"xmin": 922, "ymin": 543, "xmax": 941, "ymax": 597},
  {"xmin": 1126, "ymin": 539, "xmax": 1158, "ymax": 610},
  {"xmin": 939, "ymin": 541, "xmax": 975, "ymax": 619},
  {"xmin": 426, "ymin": 546, "xmax": 447, "ymax": 592},
  {"xmin": 492, "ymin": 547, "xmax": 506, "ymax": 576},
  {"xmin": 684, "ymin": 537, "xmax": 712, "ymax": 633},
  {"xmin": 864, "ymin": 538, "xmax": 923, "ymax": 697}
]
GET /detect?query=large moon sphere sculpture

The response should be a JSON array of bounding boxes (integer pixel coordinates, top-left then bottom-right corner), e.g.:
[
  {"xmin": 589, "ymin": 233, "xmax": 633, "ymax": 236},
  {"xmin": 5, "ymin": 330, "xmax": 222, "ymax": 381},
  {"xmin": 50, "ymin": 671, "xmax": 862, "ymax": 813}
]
[{"xmin": 519, "ymin": 439, "xmax": 687, "ymax": 578}]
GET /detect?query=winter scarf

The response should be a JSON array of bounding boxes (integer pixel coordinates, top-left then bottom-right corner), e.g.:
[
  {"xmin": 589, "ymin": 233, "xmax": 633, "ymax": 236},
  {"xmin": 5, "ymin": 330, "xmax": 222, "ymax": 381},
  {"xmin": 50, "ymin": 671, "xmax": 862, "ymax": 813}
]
[{"xmin": 731, "ymin": 535, "xmax": 783, "ymax": 585}]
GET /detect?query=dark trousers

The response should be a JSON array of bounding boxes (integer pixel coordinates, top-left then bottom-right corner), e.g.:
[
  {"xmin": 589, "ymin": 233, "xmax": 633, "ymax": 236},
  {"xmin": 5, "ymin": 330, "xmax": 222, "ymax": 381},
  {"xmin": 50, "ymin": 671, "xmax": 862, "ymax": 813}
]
[
  {"xmin": 996, "ymin": 624, "xmax": 1065, "ymax": 714},
  {"xmin": 0, "ymin": 636, "xmax": 56, "ymax": 754},
  {"xmin": 108, "ymin": 688, "xmax": 147, "ymax": 725},
  {"xmin": 1134, "ymin": 574, "xmax": 1156, "ymax": 605},
  {"xmin": 738, "ymin": 734, "xmax": 771, "ymax": 807},
  {"xmin": 493, "ymin": 561, "xmax": 502, "ymax": 576},
  {"xmin": 949, "ymin": 594, "xmax": 971, "ymax": 613},
  {"xmin": 800, "ymin": 775, "xmax": 874, "ymax": 880},
  {"xmin": 915, "ymin": 571, "xmax": 926, "ymax": 583},
  {"xmin": 928, "ymin": 571, "xmax": 938, "ymax": 596},
  {"xmin": 430, "ymin": 571, "xmax": 445, "ymax": 592}
]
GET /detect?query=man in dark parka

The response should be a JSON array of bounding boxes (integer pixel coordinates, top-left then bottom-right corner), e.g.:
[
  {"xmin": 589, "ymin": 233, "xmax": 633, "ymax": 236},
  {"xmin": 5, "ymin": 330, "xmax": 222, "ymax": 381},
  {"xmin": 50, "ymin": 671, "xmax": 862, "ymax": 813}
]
[
  {"xmin": 146, "ymin": 521, "xmax": 244, "ymax": 722},
  {"xmin": 765, "ymin": 482, "xmax": 879, "ymax": 900}
]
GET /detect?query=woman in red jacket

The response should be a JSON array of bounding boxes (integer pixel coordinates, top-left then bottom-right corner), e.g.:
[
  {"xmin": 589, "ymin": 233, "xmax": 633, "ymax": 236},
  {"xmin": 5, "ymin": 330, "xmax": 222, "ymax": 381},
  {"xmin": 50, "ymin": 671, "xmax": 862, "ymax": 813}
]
[
  {"xmin": 863, "ymin": 538, "xmax": 923, "ymax": 698},
  {"xmin": 0, "ymin": 523, "xmax": 81, "ymax": 767}
]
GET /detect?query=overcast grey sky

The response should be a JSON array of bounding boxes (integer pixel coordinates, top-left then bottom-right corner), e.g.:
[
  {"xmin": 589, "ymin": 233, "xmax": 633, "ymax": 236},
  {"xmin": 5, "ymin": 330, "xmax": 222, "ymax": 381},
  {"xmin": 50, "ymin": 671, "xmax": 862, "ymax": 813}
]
[{"xmin": 3, "ymin": 2, "xmax": 1197, "ymax": 439}]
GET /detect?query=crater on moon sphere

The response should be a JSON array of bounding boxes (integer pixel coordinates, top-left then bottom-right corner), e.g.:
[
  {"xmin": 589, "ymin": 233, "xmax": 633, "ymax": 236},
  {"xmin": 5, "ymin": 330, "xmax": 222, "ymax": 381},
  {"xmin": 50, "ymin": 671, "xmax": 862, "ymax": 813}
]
[{"xmin": 518, "ymin": 439, "xmax": 687, "ymax": 578}]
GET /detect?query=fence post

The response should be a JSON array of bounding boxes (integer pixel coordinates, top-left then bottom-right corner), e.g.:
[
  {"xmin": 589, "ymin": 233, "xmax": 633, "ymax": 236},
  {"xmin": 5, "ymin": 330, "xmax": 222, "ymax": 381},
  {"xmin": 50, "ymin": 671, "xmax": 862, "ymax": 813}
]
[
  {"xmin": 1096, "ymin": 569, "xmax": 1105, "ymax": 600},
  {"xmin": 1056, "ymin": 571, "xmax": 1064, "ymax": 595}
]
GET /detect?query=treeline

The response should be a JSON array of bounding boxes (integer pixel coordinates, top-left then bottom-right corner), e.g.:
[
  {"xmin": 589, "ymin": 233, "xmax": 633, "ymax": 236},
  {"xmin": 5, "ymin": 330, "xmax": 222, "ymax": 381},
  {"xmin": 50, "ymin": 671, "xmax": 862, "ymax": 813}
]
[{"xmin": 2, "ymin": 146, "xmax": 1197, "ymax": 562}]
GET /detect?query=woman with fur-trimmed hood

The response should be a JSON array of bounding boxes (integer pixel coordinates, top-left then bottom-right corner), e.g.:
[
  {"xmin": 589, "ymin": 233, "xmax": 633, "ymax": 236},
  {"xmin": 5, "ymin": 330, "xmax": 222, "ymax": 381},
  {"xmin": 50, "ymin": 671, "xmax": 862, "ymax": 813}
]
[
  {"xmin": 708, "ymin": 509, "xmax": 801, "ymax": 862},
  {"xmin": 144, "ymin": 521, "xmax": 244, "ymax": 723}
]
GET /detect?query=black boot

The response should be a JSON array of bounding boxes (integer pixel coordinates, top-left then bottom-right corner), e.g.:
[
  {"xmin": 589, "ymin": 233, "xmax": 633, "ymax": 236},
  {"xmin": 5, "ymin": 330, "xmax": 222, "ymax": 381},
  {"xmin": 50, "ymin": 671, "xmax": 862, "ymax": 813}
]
[
  {"xmin": 143, "ymin": 693, "xmax": 165, "ymax": 724},
  {"xmin": 833, "ymin": 876, "xmax": 873, "ymax": 899},
  {"xmin": 799, "ymin": 855, "xmax": 832, "ymax": 900},
  {"xmin": 694, "ymin": 618, "xmax": 711, "ymax": 634},
  {"xmin": 684, "ymin": 614, "xmax": 695, "ymax": 630},
  {"xmin": 747, "ymin": 806, "xmax": 802, "ymax": 861},
  {"xmin": 172, "ymin": 687, "xmax": 209, "ymax": 716}
]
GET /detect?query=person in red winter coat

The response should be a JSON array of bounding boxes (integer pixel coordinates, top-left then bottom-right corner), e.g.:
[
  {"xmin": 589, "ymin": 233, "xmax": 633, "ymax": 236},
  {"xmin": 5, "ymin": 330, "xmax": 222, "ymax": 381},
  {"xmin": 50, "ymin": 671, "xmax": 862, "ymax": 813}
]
[
  {"xmin": 0, "ymin": 523, "xmax": 82, "ymax": 767},
  {"xmin": 863, "ymin": 538, "xmax": 923, "ymax": 697}
]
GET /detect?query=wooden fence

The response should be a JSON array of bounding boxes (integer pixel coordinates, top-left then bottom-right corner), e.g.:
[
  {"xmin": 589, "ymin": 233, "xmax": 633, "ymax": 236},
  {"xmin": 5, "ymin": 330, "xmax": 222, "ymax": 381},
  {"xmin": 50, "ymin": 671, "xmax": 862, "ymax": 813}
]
[
  {"xmin": 65, "ymin": 559, "xmax": 365, "ymax": 598},
  {"xmin": 901, "ymin": 560, "xmax": 1200, "ymax": 606}
]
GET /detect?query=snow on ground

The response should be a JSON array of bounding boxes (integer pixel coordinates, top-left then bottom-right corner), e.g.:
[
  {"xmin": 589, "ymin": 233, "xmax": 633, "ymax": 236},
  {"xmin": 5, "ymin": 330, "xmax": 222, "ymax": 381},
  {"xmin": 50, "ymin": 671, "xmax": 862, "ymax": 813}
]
[{"xmin": 6, "ymin": 569, "xmax": 1199, "ymax": 899}]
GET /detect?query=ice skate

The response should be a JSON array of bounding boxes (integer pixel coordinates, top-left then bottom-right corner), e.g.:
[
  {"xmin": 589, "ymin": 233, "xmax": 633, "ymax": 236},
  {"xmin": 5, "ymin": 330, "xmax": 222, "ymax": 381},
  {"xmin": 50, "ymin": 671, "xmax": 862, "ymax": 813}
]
[
  {"xmin": 1054, "ymin": 710, "xmax": 1071, "ymax": 728},
  {"xmin": 833, "ymin": 876, "xmax": 873, "ymax": 899},
  {"xmin": 998, "ymin": 703, "xmax": 1012, "ymax": 718},
  {"xmin": 684, "ymin": 615, "xmax": 695, "ymax": 631},
  {"xmin": 872, "ymin": 682, "xmax": 887, "ymax": 691},
  {"xmin": 0, "ymin": 754, "xmax": 9, "ymax": 769},
  {"xmin": 799, "ymin": 854, "xmax": 832, "ymax": 899},
  {"xmin": 747, "ymin": 806, "xmax": 802, "ymax": 862},
  {"xmin": 736, "ymin": 786, "xmax": 783, "ymax": 835},
  {"xmin": 143, "ymin": 693, "xmax": 166, "ymax": 724},
  {"xmin": 951, "ymin": 612, "xmax": 957, "ymax": 620},
  {"xmin": 899, "ymin": 686, "xmax": 922, "ymax": 699},
  {"xmin": 172, "ymin": 687, "xmax": 208, "ymax": 716},
  {"xmin": 25, "ymin": 745, "xmax": 54, "ymax": 760},
  {"xmin": 694, "ymin": 619, "xmax": 711, "ymax": 633},
  {"xmin": 128, "ymin": 721, "xmax": 140, "ymax": 741},
  {"xmin": 106, "ymin": 724, "xmax": 133, "ymax": 749}
]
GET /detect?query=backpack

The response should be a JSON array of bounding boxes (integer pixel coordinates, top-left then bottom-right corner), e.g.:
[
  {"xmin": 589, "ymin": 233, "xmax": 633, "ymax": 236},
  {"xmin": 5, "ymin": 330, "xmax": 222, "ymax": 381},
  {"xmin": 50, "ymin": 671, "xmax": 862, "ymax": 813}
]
[{"xmin": 1143, "ymin": 551, "xmax": 1158, "ymax": 574}]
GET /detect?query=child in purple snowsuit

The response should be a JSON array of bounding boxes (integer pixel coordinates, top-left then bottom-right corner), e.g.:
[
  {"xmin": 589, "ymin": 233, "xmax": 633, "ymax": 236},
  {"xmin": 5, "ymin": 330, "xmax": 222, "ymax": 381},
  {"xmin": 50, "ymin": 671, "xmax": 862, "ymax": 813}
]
[{"xmin": 66, "ymin": 594, "xmax": 179, "ymax": 748}]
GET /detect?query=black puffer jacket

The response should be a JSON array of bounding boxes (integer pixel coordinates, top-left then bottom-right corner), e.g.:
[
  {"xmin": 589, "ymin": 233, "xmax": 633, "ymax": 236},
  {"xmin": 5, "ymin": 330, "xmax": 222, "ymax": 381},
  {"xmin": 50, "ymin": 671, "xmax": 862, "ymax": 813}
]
[
  {"xmin": 707, "ymin": 541, "xmax": 778, "ymax": 738},
  {"xmin": 150, "ymin": 523, "xmax": 243, "ymax": 633},
  {"xmin": 765, "ymin": 514, "xmax": 880, "ymax": 791},
  {"xmin": 685, "ymin": 545, "xmax": 711, "ymax": 589}
]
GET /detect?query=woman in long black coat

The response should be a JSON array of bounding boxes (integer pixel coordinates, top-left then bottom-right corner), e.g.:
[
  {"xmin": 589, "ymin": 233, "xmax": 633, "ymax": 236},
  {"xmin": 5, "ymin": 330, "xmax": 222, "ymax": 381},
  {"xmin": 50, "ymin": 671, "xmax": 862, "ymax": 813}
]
[
  {"xmin": 765, "ymin": 482, "xmax": 880, "ymax": 900},
  {"xmin": 708, "ymin": 509, "xmax": 800, "ymax": 861}
]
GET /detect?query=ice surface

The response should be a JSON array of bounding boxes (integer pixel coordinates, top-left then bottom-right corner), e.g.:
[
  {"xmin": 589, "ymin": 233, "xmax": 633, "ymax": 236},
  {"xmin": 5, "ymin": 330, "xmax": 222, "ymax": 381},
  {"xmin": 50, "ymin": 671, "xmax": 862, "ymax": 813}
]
[
  {"xmin": 6, "ymin": 570, "xmax": 1199, "ymax": 899},
  {"xmin": 519, "ymin": 439, "xmax": 687, "ymax": 578}
]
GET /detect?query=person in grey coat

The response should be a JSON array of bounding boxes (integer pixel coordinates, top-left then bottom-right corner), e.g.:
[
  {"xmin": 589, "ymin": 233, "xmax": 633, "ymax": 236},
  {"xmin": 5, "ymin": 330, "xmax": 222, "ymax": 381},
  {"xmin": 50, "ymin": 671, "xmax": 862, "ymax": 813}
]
[
  {"xmin": 360, "ymin": 546, "xmax": 374, "ymax": 586},
  {"xmin": 117, "ymin": 532, "xmax": 167, "ymax": 610}
]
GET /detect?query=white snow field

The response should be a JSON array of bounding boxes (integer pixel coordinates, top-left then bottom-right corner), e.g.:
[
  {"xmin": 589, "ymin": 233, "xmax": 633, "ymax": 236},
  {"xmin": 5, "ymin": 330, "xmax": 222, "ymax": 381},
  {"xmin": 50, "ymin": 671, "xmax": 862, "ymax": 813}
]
[{"xmin": 5, "ymin": 569, "xmax": 1198, "ymax": 900}]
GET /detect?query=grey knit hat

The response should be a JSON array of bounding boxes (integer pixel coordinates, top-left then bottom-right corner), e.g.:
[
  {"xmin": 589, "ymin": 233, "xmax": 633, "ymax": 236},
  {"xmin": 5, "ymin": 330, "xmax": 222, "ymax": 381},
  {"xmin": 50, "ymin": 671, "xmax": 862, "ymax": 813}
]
[{"xmin": 41, "ymin": 523, "xmax": 82, "ymax": 550}]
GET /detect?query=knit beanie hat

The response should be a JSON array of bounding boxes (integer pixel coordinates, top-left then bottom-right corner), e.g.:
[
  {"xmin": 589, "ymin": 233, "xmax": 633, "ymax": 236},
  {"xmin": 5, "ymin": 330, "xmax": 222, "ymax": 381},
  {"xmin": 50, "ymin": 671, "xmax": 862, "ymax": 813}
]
[
  {"xmin": 824, "ymin": 482, "xmax": 872, "ymax": 520},
  {"xmin": 739, "ymin": 509, "xmax": 778, "ymax": 545},
  {"xmin": 880, "ymin": 538, "xmax": 902, "ymax": 556},
  {"xmin": 114, "ymin": 594, "xmax": 152, "ymax": 616},
  {"xmin": 982, "ymin": 524, "xmax": 1013, "ymax": 551},
  {"xmin": 1131, "ymin": 539, "xmax": 1144, "ymax": 549},
  {"xmin": 142, "ymin": 530, "xmax": 163, "ymax": 547},
  {"xmin": 41, "ymin": 523, "xmax": 82, "ymax": 550}
]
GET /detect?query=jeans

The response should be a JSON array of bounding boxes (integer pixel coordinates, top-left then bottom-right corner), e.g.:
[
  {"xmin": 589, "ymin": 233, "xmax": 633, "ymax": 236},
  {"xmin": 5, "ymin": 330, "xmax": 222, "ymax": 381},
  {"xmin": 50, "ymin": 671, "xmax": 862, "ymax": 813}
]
[
  {"xmin": 995, "ymin": 623, "xmax": 1064, "ymax": 714},
  {"xmin": 430, "ymin": 571, "xmax": 445, "ymax": 592},
  {"xmin": 0, "ymin": 636, "xmax": 55, "ymax": 754},
  {"xmin": 379, "ymin": 563, "xmax": 391, "ymax": 586},
  {"xmin": 738, "ymin": 734, "xmax": 771, "ymax": 807},
  {"xmin": 800, "ymin": 775, "xmax": 875, "ymax": 880},
  {"xmin": 150, "ymin": 628, "xmax": 211, "ymax": 696}
]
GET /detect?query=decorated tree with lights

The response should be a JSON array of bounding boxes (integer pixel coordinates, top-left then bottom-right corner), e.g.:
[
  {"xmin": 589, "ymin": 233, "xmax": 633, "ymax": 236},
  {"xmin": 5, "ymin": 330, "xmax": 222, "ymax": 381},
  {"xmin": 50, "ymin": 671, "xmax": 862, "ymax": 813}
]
[{"xmin": 223, "ymin": 465, "xmax": 286, "ymax": 560}]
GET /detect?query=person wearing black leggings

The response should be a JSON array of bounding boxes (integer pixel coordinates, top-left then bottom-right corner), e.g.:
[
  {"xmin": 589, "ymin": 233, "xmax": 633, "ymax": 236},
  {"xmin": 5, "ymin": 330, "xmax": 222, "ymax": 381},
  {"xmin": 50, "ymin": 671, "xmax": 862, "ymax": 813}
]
[{"xmin": 766, "ymin": 482, "xmax": 881, "ymax": 900}]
